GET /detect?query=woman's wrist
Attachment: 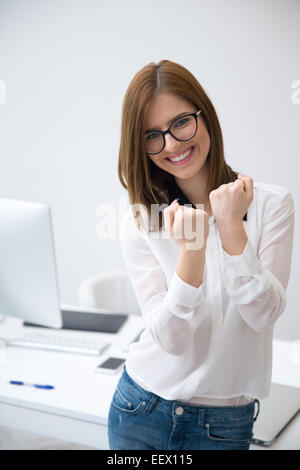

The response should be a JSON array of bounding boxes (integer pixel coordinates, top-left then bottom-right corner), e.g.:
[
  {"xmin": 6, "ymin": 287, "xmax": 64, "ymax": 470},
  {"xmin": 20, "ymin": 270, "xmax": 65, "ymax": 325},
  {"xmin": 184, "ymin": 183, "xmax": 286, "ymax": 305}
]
[
  {"xmin": 177, "ymin": 245, "xmax": 206, "ymax": 288},
  {"xmin": 217, "ymin": 220, "xmax": 248, "ymax": 255}
]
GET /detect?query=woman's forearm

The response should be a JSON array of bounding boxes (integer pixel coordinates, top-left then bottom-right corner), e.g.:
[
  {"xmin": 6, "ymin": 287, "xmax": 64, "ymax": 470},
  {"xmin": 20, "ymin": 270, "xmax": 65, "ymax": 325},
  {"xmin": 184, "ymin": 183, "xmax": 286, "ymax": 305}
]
[
  {"xmin": 176, "ymin": 246, "xmax": 206, "ymax": 288},
  {"xmin": 217, "ymin": 221, "xmax": 248, "ymax": 255}
]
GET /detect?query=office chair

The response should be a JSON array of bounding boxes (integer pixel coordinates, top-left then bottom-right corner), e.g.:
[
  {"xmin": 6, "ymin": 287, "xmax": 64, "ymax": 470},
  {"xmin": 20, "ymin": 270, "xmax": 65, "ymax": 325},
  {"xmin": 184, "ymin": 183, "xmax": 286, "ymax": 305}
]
[{"xmin": 77, "ymin": 268, "xmax": 142, "ymax": 316}]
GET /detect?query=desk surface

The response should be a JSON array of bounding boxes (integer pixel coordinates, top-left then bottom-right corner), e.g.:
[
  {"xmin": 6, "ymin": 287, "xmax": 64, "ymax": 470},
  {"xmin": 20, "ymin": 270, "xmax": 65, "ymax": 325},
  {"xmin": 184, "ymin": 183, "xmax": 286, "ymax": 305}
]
[
  {"xmin": 0, "ymin": 315, "xmax": 144, "ymax": 426},
  {"xmin": 0, "ymin": 316, "xmax": 299, "ymax": 450}
]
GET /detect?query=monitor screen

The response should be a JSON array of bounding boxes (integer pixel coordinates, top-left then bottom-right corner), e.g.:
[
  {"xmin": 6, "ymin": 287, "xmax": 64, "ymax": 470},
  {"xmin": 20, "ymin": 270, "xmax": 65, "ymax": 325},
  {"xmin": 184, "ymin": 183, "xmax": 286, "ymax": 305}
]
[{"xmin": 0, "ymin": 198, "xmax": 62, "ymax": 328}]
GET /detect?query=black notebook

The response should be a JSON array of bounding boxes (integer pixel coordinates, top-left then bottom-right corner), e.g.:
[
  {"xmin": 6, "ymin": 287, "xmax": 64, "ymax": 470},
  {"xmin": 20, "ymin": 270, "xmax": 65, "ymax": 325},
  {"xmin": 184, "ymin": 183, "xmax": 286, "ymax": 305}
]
[{"xmin": 24, "ymin": 308, "xmax": 128, "ymax": 334}]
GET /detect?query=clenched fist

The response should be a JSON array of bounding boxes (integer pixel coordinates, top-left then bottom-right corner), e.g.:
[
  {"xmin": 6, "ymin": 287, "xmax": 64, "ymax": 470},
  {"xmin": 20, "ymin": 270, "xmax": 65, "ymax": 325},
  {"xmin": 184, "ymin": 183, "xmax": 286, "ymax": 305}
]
[
  {"xmin": 163, "ymin": 199, "xmax": 209, "ymax": 251},
  {"xmin": 209, "ymin": 174, "xmax": 253, "ymax": 228}
]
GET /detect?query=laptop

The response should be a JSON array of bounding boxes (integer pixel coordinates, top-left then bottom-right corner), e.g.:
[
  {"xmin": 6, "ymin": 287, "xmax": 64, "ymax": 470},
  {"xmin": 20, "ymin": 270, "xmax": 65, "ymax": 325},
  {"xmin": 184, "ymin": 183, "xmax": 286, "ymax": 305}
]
[{"xmin": 251, "ymin": 382, "xmax": 300, "ymax": 446}]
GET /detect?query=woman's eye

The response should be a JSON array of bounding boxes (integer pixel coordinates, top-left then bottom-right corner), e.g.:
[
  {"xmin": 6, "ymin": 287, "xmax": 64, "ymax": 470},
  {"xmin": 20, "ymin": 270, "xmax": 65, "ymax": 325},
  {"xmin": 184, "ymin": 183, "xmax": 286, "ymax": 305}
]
[
  {"xmin": 146, "ymin": 133, "xmax": 160, "ymax": 141},
  {"xmin": 175, "ymin": 118, "xmax": 188, "ymax": 128}
]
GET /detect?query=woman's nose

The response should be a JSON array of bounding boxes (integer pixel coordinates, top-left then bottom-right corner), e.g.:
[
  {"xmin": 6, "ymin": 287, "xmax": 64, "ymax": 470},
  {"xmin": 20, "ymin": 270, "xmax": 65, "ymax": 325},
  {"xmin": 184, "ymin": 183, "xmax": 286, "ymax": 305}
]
[{"xmin": 164, "ymin": 133, "xmax": 182, "ymax": 154}]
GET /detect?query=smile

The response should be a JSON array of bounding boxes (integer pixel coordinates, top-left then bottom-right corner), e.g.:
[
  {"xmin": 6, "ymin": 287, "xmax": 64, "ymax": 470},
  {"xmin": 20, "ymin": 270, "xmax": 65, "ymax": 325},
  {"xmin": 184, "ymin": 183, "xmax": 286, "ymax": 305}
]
[{"xmin": 166, "ymin": 146, "xmax": 194, "ymax": 165}]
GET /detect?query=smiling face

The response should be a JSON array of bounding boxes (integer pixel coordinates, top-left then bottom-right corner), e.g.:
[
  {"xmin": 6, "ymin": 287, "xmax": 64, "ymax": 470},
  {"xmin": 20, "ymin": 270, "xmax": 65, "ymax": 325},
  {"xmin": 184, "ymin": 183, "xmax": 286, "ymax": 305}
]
[{"xmin": 143, "ymin": 92, "xmax": 211, "ymax": 182}]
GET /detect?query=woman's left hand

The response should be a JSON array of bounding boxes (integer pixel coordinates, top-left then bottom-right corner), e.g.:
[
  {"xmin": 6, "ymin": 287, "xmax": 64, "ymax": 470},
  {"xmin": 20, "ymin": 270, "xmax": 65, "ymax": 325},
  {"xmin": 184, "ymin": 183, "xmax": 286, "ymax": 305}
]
[{"xmin": 209, "ymin": 174, "xmax": 254, "ymax": 227}]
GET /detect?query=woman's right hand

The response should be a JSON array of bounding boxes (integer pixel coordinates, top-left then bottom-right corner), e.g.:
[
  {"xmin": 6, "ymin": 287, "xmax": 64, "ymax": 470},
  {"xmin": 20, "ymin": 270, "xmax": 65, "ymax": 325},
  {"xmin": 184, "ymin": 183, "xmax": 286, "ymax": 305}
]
[{"xmin": 163, "ymin": 199, "xmax": 209, "ymax": 251}]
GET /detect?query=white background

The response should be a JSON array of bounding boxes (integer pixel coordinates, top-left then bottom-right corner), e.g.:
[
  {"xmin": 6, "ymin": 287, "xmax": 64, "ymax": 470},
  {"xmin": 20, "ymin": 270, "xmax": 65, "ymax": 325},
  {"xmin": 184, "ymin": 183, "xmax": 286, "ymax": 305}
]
[{"xmin": 0, "ymin": 0, "xmax": 299, "ymax": 340}]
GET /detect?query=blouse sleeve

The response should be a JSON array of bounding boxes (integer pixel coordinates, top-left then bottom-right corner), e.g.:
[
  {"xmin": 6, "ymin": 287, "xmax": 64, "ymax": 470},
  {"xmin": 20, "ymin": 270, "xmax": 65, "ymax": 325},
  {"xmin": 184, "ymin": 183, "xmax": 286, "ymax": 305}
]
[
  {"xmin": 119, "ymin": 211, "xmax": 212, "ymax": 356},
  {"xmin": 221, "ymin": 190, "xmax": 295, "ymax": 332}
]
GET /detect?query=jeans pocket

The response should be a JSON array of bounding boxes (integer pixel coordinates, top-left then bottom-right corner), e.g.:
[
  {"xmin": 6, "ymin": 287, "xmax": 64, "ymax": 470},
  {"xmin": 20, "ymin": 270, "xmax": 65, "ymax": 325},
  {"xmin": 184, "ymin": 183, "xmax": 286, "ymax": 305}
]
[
  {"xmin": 205, "ymin": 420, "xmax": 253, "ymax": 444},
  {"xmin": 112, "ymin": 385, "xmax": 147, "ymax": 414}
]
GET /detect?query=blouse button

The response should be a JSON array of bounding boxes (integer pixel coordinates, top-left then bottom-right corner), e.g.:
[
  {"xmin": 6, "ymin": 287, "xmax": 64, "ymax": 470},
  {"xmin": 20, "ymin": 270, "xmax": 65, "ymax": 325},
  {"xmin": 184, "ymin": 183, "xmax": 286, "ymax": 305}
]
[{"xmin": 175, "ymin": 406, "xmax": 184, "ymax": 415}]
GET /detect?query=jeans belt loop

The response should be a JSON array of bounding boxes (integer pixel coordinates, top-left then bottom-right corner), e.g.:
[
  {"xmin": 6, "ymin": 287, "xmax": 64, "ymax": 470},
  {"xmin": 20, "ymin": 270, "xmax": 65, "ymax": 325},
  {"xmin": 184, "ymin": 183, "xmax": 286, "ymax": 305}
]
[{"xmin": 253, "ymin": 399, "xmax": 260, "ymax": 422}]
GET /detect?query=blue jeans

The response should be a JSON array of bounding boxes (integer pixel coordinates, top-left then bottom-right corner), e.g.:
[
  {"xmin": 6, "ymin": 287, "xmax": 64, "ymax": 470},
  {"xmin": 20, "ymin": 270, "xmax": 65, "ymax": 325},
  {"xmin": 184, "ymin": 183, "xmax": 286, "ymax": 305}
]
[{"xmin": 108, "ymin": 366, "xmax": 260, "ymax": 450}]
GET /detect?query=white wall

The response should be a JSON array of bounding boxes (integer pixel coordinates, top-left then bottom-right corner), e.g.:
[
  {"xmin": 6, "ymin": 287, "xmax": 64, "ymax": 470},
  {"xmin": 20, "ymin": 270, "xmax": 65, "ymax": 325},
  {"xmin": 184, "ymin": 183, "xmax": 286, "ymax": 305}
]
[{"xmin": 0, "ymin": 0, "xmax": 299, "ymax": 340}]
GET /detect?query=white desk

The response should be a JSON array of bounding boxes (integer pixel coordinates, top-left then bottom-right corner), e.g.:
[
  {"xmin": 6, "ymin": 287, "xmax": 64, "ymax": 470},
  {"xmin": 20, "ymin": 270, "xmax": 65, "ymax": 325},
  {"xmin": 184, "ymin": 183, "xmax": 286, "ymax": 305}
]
[
  {"xmin": 0, "ymin": 317, "xmax": 299, "ymax": 450},
  {"xmin": 0, "ymin": 315, "xmax": 144, "ymax": 449}
]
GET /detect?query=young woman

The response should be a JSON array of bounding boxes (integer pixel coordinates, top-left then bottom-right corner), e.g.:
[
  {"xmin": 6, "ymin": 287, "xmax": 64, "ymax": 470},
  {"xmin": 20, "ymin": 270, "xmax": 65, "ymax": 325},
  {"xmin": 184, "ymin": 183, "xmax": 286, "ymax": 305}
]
[{"xmin": 107, "ymin": 59, "xmax": 295, "ymax": 450}]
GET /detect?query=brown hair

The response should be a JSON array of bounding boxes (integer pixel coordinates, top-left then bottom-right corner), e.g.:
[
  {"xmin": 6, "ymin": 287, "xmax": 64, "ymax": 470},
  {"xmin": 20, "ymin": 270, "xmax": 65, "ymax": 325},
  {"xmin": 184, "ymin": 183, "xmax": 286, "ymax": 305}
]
[{"xmin": 118, "ymin": 59, "xmax": 238, "ymax": 231}]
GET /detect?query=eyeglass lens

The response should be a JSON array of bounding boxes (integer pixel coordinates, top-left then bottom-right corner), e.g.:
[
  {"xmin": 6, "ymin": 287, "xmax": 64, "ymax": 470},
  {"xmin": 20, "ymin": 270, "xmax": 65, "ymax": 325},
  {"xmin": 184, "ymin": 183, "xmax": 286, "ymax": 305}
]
[{"xmin": 146, "ymin": 115, "xmax": 197, "ymax": 154}]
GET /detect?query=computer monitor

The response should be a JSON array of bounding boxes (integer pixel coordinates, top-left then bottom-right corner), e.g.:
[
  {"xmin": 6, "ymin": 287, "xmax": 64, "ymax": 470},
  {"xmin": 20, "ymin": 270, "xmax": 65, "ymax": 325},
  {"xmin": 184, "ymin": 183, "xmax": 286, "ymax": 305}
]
[{"xmin": 0, "ymin": 198, "xmax": 62, "ymax": 328}]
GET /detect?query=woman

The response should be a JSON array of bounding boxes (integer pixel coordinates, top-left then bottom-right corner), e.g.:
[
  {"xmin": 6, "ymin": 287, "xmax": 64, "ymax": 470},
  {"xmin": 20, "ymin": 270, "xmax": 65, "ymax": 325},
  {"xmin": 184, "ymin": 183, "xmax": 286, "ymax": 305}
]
[{"xmin": 107, "ymin": 59, "xmax": 295, "ymax": 450}]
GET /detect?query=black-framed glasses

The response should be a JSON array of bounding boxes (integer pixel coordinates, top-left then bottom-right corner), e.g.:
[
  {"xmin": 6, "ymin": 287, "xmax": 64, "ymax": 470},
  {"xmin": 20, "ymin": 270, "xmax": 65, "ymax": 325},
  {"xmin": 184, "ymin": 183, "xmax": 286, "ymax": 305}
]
[{"xmin": 145, "ymin": 110, "xmax": 202, "ymax": 155}]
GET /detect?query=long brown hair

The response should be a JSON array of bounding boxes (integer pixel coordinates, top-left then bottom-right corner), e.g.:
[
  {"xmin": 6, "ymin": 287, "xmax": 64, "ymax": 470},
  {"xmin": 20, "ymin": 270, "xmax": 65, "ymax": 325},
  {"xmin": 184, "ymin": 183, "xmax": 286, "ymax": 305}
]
[{"xmin": 118, "ymin": 59, "xmax": 238, "ymax": 231}]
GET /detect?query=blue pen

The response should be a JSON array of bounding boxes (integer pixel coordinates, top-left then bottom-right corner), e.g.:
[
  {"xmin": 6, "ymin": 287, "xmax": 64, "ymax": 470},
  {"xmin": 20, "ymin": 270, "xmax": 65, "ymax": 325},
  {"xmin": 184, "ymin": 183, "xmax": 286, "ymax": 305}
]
[{"xmin": 9, "ymin": 380, "xmax": 55, "ymax": 390}]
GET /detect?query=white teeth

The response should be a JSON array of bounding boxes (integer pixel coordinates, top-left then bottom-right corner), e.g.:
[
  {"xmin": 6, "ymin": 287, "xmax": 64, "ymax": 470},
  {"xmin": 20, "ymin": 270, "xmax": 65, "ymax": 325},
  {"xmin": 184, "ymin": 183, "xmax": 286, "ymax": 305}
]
[{"xmin": 169, "ymin": 147, "xmax": 192, "ymax": 162}]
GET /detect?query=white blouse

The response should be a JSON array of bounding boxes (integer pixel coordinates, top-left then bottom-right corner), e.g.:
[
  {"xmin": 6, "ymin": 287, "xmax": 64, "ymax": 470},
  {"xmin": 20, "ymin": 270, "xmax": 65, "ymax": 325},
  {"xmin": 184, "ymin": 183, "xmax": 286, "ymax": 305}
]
[{"xmin": 119, "ymin": 180, "xmax": 295, "ymax": 405}]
